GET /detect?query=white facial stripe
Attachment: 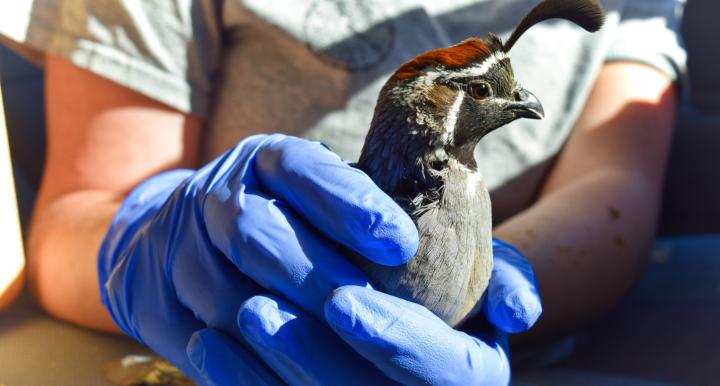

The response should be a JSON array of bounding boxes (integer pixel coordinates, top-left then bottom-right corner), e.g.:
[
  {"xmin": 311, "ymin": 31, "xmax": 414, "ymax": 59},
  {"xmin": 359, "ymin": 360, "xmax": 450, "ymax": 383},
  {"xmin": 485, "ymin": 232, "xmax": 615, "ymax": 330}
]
[
  {"xmin": 454, "ymin": 51, "xmax": 508, "ymax": 78},
  {"xmin": 444, "ymin": 90, "xmax": 465, "ymax": 135},
  {"xmin": 417, "ymin": 71, "xmax": 440, "ymax": 86},
  {"xmin": 426, "ymin": 51, "xmax": 508, "ymax": 80}
]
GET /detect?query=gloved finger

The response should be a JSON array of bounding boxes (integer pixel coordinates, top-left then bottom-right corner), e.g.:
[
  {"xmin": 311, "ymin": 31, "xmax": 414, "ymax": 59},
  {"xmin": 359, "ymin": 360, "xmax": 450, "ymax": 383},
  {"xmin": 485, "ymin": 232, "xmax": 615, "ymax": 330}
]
[
  {"xmin": 252, "ymin": 134, "xmax": 418, "ymax": 266},
  {"xmin": 483, "ymin": 238, "xmax": 542, "ymax": 333},
  {"xmin": 237, "ymin": 295, "xmax": 395, "ymax": 386},
  {"xmin": 100, "ymin": 170, "xmax": 253, "ymax": 381},
  {"xmin": 98, "ymin": 169, "xmax": 195, "ymax": 299},
  {"xmin": 171, "ymin": 236, "xmax": 264, "ymax": 339},
  {"xmin": 187, "ymin": 328, "xmax": 284, "ymax": 386},
  {"xmin": 325, "ymin": 286, "xmax": 511, "ymax": 386},
  {"xmin": 107, "ymin": 169, "xmax": 267, "ymax": 343},
  {"xmin": 103, "ymin": 252, "xmax": 206, "ymax": 381},
  {"xmin": 204, "ymin": 190, "xmax": 371, "ymax": 319}
]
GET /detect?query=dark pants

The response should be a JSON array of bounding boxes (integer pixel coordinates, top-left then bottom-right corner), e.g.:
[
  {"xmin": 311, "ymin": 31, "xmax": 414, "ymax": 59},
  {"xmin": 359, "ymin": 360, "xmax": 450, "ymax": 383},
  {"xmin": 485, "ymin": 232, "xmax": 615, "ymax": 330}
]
[{"xmin": 515, "ymin": 235, "xmax": 720, "ymax": 386}]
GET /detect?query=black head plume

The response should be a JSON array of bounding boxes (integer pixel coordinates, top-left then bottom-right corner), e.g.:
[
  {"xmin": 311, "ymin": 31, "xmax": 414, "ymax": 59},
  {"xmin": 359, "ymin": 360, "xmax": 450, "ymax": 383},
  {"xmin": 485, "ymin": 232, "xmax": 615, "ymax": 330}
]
[{"xmin": 503, "ymin": 0, "xmax": 606, "ymax": 53}]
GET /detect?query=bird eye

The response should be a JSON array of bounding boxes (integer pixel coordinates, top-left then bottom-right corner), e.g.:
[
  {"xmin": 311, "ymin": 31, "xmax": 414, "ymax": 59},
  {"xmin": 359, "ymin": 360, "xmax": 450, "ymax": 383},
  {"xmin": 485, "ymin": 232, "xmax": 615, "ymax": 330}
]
[{"xmin": 469, "ymin": 82, "xmax": 492, "ymax": 100}]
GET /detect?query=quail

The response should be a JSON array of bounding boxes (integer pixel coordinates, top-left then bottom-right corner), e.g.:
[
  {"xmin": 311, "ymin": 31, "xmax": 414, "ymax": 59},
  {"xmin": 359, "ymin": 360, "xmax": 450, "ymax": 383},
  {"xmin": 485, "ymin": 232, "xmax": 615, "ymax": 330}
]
[{"xmin": 353, "ymin": 0, "xmax": 606, "ymax": 327}]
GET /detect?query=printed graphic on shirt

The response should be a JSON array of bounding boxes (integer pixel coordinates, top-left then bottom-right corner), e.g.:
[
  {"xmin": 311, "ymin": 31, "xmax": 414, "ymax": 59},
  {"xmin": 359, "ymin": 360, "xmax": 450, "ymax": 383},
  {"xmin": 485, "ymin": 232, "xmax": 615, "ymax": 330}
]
[{"xmin": 303, "ymin": 0, "xmax": 396, "ymax": 71}]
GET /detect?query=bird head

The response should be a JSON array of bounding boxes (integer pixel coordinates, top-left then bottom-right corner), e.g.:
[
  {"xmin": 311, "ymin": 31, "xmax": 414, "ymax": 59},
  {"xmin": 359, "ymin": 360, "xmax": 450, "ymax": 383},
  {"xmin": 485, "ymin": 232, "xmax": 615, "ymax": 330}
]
[
  {"xmin": 387, "ymin": 35, "xmax": 544, "ymax": 153},
  {"xmin": 359, "ymin": 0, "xmax": 605, "ymax": 194}
]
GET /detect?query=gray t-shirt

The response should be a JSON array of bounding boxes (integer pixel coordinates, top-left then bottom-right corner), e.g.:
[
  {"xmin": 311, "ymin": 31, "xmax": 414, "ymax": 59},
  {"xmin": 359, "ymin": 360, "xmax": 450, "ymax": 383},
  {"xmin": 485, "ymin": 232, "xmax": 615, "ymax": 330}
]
[{"xmin": 0, "ymin": 0, "xmax": 686, "ymax": 221}]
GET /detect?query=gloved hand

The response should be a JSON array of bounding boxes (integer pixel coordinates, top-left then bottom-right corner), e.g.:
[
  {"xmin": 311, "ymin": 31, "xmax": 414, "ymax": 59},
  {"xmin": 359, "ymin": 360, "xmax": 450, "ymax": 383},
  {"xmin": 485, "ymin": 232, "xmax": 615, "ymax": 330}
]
[
  {"xmin": 98, "ymin": 134, "xmax": 419, "ymax": 383},
  {"xmin": 188, "ymin": 238, "xmax": 542, "ymax": 386}
]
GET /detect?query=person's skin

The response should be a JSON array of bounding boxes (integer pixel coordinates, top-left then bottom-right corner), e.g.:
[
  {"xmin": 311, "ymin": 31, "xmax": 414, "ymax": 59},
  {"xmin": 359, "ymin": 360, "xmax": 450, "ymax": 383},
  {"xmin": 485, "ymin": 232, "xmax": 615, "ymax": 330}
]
[
  {"xmin": 27, "ymin": 55, "xmax": 201, "ymax": 331},
  {"xmin": 28, "ymin": 55, "xmax": 675, "ymax": 337},
  {"xmin": 495, "ymin": 62, "xmax": 677, "ymax": 337}
]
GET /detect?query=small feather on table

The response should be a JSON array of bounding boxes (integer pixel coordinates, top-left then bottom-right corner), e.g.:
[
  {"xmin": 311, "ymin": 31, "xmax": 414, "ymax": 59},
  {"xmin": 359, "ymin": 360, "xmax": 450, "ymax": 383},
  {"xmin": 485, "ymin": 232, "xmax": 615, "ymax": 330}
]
[{"xmin": 103, "ymin": 355, "xmax": 195, "ymax": 386}]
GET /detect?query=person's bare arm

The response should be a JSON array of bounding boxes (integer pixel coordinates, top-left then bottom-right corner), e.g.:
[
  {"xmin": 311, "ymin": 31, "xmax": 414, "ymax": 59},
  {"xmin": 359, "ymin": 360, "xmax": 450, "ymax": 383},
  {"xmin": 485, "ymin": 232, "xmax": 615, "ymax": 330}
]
[
  {"xmin": 495, "ymin": 62, "xmax": 677, "ymax": 336},
  {"xmin": 27, "ymin": 55, "xmax": 202, "ymax": 331}
]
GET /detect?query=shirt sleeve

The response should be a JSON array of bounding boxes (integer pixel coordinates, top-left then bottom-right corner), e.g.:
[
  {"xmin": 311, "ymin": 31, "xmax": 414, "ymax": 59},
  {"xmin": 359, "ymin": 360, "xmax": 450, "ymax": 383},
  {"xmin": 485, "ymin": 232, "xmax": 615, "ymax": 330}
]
[
  {"xmin": 607, "ymin": 0, "xmax": 687, "ymax": 82},
  {"xmin": 0, "ymin": 0, "xmax": 222, "ymax": 116}
]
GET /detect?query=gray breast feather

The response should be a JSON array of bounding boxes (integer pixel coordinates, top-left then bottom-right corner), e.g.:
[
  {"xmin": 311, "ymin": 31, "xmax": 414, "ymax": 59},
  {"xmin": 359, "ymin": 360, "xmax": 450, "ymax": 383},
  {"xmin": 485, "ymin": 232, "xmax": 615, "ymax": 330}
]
[{"xmin": 352, "ymin": 165, "xmax": 493, "ymax": 327}]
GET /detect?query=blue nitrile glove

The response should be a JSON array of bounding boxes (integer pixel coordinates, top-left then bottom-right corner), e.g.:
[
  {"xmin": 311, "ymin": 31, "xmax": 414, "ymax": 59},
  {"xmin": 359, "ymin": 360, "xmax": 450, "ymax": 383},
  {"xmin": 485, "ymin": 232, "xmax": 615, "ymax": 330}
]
[
  {"xmin": 484, "ymin": 238, "xmax": 543, "ymax": 333},
  {"xmin": 98, "ymin": 134, "xmax": 419, "ymax": 383},
  {"xmin": 187, "ymin": 238, "xmax": 542, "ymax": 386}
]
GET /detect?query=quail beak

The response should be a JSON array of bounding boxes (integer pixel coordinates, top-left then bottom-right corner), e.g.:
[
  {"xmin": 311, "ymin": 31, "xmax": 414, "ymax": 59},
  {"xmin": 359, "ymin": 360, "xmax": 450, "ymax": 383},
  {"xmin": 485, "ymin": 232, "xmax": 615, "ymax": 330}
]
[{"xmin": 506, "ymin": 88, "xmax": 544, "ymax": 120}]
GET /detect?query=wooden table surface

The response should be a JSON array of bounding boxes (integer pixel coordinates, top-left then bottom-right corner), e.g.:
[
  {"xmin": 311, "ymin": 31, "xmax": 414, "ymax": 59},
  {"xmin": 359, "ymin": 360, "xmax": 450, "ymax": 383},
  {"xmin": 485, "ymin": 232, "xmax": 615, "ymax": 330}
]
[{"xmin": 0, "ymin": 290, "xmax": 153, "ymax": 386}]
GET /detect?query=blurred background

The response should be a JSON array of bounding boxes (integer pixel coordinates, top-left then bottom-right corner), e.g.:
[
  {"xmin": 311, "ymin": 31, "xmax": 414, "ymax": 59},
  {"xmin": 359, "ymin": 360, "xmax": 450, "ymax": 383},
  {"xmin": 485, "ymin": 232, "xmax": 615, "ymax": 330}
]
[{"xmin": 0, "ymin": 0, "xmax": 718, "ymax": 385}]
